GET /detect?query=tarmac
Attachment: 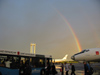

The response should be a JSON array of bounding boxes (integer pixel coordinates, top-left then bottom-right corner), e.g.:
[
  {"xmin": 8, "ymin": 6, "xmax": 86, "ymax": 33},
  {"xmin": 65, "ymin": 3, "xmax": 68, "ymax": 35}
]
[{"xmin": 55, "ymin": 63, "xmax": 100, "ymax": 75}]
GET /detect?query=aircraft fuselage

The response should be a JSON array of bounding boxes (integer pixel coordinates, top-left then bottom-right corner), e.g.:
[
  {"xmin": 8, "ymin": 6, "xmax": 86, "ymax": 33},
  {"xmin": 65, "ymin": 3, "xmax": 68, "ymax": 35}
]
[{"xmin": 71, "ymin": 48, "xmax": 100, "ymax": 62}]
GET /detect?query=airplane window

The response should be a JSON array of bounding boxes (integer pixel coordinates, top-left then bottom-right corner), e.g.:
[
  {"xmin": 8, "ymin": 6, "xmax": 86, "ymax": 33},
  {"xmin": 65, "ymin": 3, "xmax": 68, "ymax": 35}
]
[
  {"xmin": 86, "ymin": 50, "xmax": 89, "ymax": 52},
  {"xmin": 81, "ymin": 50, "xmax": 86, "ymax": 53},
  {"xmin": 74, "ymin": 50, "xmax": 86, "ymax": 55},
  {"xmin": 74, "ymin": 49, "xmax": 89, "ymax": 56}
]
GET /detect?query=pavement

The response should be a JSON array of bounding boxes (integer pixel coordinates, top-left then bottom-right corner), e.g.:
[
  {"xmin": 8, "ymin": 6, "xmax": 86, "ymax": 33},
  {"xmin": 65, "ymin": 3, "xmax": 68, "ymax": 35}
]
[{"xmin": 55, "ymin": 63, "xmax": 100, "ymax": 75}]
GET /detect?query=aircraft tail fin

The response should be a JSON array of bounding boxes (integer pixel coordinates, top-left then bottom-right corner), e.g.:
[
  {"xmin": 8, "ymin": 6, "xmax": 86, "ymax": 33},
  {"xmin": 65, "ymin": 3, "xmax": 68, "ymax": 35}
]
[{"xmin": 62, "ymin": 54, "xmax": 68, "ymax": 60}]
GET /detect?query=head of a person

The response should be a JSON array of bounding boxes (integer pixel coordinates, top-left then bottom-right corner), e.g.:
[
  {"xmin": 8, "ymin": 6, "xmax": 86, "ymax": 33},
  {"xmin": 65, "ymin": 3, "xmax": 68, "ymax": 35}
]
[
  {"xmin": 20, "ymin": 60, "xmax": 23, "ymax": 64},
  {"xmin": 70, "ymin": 63, "xmax": 72, "ymax": 65},
  {"xmin": 26, "ymin": 63, "xmax": 29, "ymax": 67},
  {"xmin": 83, "ymin": 61, "xmax": 86, "ymax": 64},
  {"xmin": 47, "ymin": 63, "xmax": 49, "ymax": 66},
  {"xmin": 6, "ymin": 57, "xmax": 10, "ymax": 61},
  {"xmin": 6, "ymin": 59, "xmax": 8, "ymax": 61},
  {"xmin": 64, "ymin": 62, "xmax": 67, "ymax": 64},
  {"xmin": 87, "ymin": 61, "xmax": 90, "ymax": 64},
  {"xmin": 62, "ymin": 63, "xmax": 63, "ymax": 65}
]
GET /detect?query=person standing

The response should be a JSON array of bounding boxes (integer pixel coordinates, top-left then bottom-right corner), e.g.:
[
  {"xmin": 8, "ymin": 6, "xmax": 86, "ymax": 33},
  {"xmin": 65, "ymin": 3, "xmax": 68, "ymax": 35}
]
[
  {"xmin": 61, "ymin": 63, "xmax": 64, "ymax": 75},
  {"xmin": 51, "ymin": 63, "xmax": 56, "ymax": 75},
  {"xmin": 70, "ymin": 63, "xmax": 76, "ymax": 75},
  {"xmin": 19, "ymin": 60, "xmax": 25, "ymax": 75},
  {"xmin": 5, "ymin": 58, "xmax": 11, "ymax": 68},
  {"xmin": 46, "ymin": 63, "xmax": 51, "ymax": 75},
  {"xmin": 87, "ymin": 62, "xmax": 93, "ymax": 75},
  {"xmin": 83, "ymin": 62, "xmax": 89, "ymax": 75},
  {"xmin": 64, "ymin": 62, "xmax": 69, "ymax": 75},
  {"xmin": 25, "ymin": 63, "xmax": 32, "ymax": 75}
]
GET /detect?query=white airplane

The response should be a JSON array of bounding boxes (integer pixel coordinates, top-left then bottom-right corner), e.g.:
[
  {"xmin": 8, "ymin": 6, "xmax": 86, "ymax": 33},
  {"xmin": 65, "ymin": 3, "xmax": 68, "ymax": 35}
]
[
  {"xmin": 71, "ymin": 48, "xmax": 100, "ymax": 62},
  {"xmin": 53, "ymin": 54, "xmax": 68, "ymax": 63}
]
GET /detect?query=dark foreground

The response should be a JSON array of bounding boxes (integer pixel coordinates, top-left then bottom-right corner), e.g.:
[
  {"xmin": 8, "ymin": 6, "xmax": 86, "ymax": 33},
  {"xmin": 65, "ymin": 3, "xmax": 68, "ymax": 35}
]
[{"xmin": 55, "ymin": 63, "xmax": 100, "ymax": 75}]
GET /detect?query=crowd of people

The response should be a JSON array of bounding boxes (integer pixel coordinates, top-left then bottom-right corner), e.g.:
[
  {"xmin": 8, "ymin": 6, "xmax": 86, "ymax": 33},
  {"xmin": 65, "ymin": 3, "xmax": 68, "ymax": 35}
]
[
  {"xmin": 19, "ymin": 60, "xmax": 32, "ymax": 75},
  {"xmin": 83, "ymin": 62, "xmax": 93, "ymax": 75},
  {"xmin": 46, "ymin": 62, "xmax": 93, "ymax": 75},
  {"xmin": 60, "ymin": 62, "xmax": 75, "ymax": 75},
  {"xmin": 46, "ymin": 63, "xmax": 57, "ymax": 75},
  {"xmin": 60, "ymin": 62, "xmax": 93, "ymax": 75},
  {"xmin": 4, "ymin": 58, "xmax": 32, "ymax": 75}
]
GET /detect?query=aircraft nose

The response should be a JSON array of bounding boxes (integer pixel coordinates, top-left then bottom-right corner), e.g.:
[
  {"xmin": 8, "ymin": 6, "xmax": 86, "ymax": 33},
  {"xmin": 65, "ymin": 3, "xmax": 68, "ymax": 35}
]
[{"xmin": 71, "ymin": 55, "xmax": 75, "ymax": 60}]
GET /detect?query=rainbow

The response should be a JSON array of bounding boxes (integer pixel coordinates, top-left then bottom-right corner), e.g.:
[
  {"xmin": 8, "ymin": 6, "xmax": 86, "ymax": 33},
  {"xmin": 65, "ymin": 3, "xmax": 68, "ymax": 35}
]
[{"xmin": 57, "ymin": 10, "xmax": 82, "ymax": 52}]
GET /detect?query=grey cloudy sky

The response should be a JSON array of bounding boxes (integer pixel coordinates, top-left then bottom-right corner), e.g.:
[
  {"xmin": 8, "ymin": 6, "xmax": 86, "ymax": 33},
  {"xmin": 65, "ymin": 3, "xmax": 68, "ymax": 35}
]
[{"xmin": 0, "ymin": 0, "xmax": 100, "ymax": 59}]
